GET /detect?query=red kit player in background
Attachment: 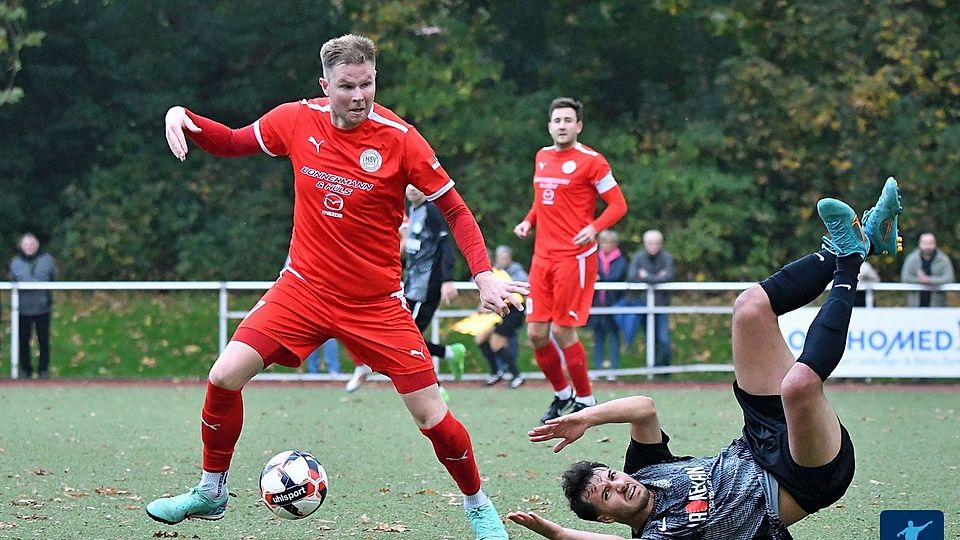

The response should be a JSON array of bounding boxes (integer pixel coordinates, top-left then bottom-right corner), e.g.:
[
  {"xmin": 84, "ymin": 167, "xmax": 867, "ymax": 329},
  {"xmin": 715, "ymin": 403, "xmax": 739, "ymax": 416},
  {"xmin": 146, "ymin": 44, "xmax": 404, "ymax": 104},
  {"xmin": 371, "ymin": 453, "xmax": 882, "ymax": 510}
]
[
  {"xmin": 514, "ymin": 97, "xmax": 628, "ymax": 424},
  {"xmin": 146, "ymin": 34, "xmax": 524, "ymax": 540}
]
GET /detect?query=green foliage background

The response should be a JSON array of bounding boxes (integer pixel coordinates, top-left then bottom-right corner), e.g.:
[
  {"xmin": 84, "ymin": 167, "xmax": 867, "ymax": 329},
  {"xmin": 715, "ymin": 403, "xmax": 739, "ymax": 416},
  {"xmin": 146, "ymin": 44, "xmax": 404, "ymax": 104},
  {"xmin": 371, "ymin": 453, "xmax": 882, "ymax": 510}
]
[{"xmin": 2, "ymin": 0, "xmax": 959, "ymax": 281}]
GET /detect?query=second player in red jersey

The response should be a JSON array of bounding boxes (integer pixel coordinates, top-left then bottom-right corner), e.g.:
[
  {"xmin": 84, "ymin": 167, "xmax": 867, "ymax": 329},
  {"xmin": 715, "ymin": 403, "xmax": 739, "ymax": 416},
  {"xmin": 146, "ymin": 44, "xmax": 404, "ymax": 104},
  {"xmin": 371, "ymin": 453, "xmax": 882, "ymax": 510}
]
[
  {"xmin": 148, "ymin": 34, "xmax": 524, "ymax": 540},
  {"xmin": 514, "ymin": 97, "xmax": 627, "ymax": 425}
]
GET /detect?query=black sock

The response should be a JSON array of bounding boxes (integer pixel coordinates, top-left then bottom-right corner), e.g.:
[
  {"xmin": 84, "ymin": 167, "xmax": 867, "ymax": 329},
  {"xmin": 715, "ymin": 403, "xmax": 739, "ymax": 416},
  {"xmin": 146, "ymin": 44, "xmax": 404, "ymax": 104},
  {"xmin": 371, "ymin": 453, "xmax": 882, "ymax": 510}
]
[
  {"xmin": 425, "ymin": 341, "xmax": 446, "ymax": 359},
  {"xmin": 497, "ymin": 346, "xmax": 520, "ymax": 377},
  {"xmin": 760, "ymin": 249, "xmax": 837, "ymax": 316},
  {"xmin": 796, "ymin": 254, "xmax": 862, "ymax": 381},
  {"xmin": 478, "ymin": 342, "xmax": 500, "ymax": 374}
]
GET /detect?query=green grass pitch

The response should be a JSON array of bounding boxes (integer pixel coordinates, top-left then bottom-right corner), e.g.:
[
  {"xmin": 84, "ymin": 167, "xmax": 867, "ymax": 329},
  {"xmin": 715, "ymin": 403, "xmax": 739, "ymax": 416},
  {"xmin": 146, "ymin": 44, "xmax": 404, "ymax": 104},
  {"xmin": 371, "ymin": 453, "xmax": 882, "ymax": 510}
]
[{"xmin": 0, "ymin": 382, "xmax": 956, "ymax": 539}]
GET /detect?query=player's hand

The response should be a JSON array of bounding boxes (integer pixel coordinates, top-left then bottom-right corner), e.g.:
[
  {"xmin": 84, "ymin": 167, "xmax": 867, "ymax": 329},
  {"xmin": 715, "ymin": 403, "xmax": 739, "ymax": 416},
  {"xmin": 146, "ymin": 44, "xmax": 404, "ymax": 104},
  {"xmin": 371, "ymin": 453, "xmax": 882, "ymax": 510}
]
[
  {"xmin": 572, "ymin": 224, "xmax": 598, "ymax": 246},
  {"xmin": 528, "ymin": 413, "xmax": 590, "ymax": 453},
  {"xmin": 440, "ymin": 281, "xmax": 459, "ymax": 305},
  {"xmin": 165, "ymin": 106, "xmax": 201, "ymax": 161},
  {"xmin": 514, "ymin": 221, "xmax": 532, "ymax": 239},
  {"xmin": 474, "ymin": 270, "xmax": 529, "ymax": 317},
  {"xmin": 506, "ymin": 511, "xmax": 563, "ymax": 539}
]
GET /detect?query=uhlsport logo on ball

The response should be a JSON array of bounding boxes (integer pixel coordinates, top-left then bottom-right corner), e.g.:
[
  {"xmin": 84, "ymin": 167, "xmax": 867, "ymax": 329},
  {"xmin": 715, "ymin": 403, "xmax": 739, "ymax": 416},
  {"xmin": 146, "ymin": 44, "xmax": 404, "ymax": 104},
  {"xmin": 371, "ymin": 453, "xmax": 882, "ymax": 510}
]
[{"xmin": 259, "ymin": 450, "xmax": 328, "ymax": 520}]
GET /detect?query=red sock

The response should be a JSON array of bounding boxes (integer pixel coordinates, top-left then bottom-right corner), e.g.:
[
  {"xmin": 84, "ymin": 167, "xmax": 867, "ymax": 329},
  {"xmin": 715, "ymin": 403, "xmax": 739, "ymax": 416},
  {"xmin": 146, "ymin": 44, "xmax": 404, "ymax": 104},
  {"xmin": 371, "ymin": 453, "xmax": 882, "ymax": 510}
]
[
  {"xmin": 420, "ymin": 411, "xmax": 481, "ymax": 495},
  {"xmin": 201, "ymin": 381, "xmax": 244, "ymax": 473},
  {"xmin": 563, "ymin": 341, "xmax": 592, "ymax": 397},
  {"xmin": 534, "ymin": 343, "xmax": 568, "ymax": 391}
]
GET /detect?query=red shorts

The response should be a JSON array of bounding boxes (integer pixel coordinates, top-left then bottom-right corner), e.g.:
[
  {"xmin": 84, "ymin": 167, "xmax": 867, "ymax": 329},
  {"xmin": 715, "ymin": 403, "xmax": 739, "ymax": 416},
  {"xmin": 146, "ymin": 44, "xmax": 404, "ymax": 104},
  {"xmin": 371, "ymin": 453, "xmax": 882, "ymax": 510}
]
[
  {"xmin": 526, "ymin": 247, "xmax": 598, "ymax": 327},
  {"xmin": 234, "ymin": 271, "xmax": 437, "ymax": 394}
]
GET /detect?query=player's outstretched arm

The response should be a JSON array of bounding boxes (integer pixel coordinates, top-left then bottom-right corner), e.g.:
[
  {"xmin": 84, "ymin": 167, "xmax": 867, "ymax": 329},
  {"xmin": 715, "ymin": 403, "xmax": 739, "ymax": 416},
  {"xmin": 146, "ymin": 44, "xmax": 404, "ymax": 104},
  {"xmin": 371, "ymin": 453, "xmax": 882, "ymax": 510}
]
[
  {"xmin": 529, "ymin": 396, "xmax": 661, "ymax": 453},
  {"xmin": 164, "ymin": 106, "xmax": 262, "ymax": 161},
  {"xmin": 507, "ymin": 511, "xmax": 627, "ymax": 540}
]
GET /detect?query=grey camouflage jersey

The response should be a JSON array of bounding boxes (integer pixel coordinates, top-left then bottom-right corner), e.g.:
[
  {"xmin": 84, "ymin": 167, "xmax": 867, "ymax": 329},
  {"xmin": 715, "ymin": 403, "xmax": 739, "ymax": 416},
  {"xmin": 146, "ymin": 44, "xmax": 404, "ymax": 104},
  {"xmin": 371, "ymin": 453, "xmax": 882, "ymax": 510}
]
[{"xmin": 627, "ymin": 436, "xmax": 791, "ymax": 540}]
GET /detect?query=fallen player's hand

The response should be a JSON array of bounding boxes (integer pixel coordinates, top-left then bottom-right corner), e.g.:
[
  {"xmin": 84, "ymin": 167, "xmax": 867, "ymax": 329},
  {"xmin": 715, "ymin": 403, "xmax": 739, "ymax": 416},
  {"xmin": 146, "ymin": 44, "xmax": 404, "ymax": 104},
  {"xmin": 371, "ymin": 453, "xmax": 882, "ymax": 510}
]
[
  {"xmin": 507, "ymin": 511, "xmax": 563, "ymax": 539},
  {"xmin": 528, "ymin": 413, "xmax": 589, "ymax": 453}
]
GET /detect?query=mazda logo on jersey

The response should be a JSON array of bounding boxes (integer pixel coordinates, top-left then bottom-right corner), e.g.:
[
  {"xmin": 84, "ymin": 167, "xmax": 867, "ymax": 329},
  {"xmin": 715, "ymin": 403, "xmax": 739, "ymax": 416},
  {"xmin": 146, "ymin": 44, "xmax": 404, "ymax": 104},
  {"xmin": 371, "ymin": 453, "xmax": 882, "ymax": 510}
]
[
  {"xmin": 324, "ymin": 193, "xmax": 344, "ymax": 211},
  {"xmin": 542, "ymin": 188, "xmax": 556, "ymax": 205},
  {"xmin": 322, "ymin": 193, "xmax": 344, "ymax": 219}
]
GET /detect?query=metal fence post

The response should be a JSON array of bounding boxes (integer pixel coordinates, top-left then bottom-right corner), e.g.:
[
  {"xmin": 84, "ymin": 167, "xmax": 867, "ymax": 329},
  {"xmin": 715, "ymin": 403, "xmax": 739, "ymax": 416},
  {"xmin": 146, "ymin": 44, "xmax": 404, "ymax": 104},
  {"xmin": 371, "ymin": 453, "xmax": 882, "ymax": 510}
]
[
  {"xmin": 219, "ymin": 283, "xmax": 228, "ymax": 354},
  {"xmin": 646, "ymin": 285, "xmax": 656, "ymax": 380},
  {"xmin": 10, "ymin": 285, "xmax": 19, "ymax": 379}
]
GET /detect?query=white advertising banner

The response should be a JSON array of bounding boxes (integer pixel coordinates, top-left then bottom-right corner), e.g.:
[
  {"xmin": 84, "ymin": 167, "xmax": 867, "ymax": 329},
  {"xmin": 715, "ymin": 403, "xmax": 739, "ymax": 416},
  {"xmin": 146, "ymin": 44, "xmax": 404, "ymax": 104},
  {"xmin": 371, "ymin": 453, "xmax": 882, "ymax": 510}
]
[{"xmin": 778, "ymin": 308, "xmax": 960, "ymax": 378}]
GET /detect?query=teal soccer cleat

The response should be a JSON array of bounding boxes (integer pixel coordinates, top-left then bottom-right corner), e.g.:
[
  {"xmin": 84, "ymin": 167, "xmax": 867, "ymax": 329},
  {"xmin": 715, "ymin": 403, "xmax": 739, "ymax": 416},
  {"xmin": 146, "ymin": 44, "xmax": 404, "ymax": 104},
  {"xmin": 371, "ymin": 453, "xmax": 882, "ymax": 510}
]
[
  {"xmin": 146, "ymin": 486, "xmax": 228, "ymax": 525},
  {"xmin": 818, "ymin": 198, "xmax": 870, "ymax": 258},
  {"xmin": 465, "ymin": 501, "xmax": 509, "ymax": 540},
  {"xmin": 861, "ymin": 176, "xmax": 903, "ymax": 256}
]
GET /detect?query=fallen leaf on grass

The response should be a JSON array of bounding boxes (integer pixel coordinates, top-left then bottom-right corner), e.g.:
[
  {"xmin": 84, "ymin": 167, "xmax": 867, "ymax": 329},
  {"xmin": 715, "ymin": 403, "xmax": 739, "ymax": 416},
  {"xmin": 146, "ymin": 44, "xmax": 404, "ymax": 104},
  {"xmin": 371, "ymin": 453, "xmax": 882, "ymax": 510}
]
[
  {"xmin": 371, "ymin": 522, "xmax": 411, "ymax": 532},
  {"xmin": 595, "ymin": 436, "xmax": 610, "ymax": 443},
  {"xmin": 125, "ymin": 505, "xmax": 141, "ymax": 510},
  {"xmin": 63, "ymin": 486, "xmax": 87, "ymax": 497},
  {"xmin": 95, "ymin": 487, "xmax": 129, "ymax": 496},
  {"xmin": 0, "ymin": 522, "xmax": 16, "ymax": 529},
  {"xmin": 31, "ymin": 468, "xmax": 50, "ymax": 476},
  {"xmin": 359, "ymin": 514, "xmax": 371, "ymax": 524},
  {"xmin": 12, "ymin": 500, "xmax": 41, "ymax": 507},
  {"xmin": 20, "ymin": 514, "xmax": 47, "ymax": 522}
]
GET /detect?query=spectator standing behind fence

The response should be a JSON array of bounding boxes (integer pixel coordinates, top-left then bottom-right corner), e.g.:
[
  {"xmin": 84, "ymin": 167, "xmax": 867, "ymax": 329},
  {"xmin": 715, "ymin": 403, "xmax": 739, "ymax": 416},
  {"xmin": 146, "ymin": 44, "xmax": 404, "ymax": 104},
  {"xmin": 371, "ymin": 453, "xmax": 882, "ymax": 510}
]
[
  {"xmin": 588, "ymin": 230, "xmax": 627, "ymax": 381},
  {"xmin": 9, "ymin": 233, "xmax": 57, "ymax": 379},
  {"xmin": 901, "ymin": 232, "xmax": 955, "ymax": 307},
  {"xmin": 477, "ymin": 246, "xmax": 528, "ymax": 387},
  {"xmin": 305, "ymin": 339, "xmax": 340, "ymax": 376},
  {"xmin": 626, "ymin": 229, "xmax": 674, "ymax": 369}
]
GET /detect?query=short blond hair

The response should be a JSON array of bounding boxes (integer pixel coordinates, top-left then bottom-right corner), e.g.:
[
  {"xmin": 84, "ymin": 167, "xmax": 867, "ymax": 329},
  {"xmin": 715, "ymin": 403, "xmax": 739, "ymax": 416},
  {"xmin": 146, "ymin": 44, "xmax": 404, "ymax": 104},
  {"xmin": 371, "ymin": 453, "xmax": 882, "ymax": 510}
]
[{"xmin": 319, "ymin": 34, "xmax": 376, "ymax": 78}]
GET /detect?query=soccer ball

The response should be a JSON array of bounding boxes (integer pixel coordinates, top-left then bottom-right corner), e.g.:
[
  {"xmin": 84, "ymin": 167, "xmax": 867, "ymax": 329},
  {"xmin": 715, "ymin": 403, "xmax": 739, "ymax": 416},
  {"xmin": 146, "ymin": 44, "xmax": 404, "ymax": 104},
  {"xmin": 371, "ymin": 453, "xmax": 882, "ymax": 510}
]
[{"xmin": 259, "ymin": 450, "xmax": 328, "ymax": 520}]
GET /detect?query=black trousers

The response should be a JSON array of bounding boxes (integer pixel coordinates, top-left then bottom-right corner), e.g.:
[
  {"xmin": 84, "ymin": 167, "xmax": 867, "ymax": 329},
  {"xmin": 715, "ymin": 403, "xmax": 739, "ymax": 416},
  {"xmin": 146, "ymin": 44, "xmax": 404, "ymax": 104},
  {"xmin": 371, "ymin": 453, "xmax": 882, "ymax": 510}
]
[
  {"xmin": 410, "ymin": 271, "xmax": 446, "ymax": 358},
  {"xmin": 19, "ymin": 313, "xmax": 51, "ymax": 377}
]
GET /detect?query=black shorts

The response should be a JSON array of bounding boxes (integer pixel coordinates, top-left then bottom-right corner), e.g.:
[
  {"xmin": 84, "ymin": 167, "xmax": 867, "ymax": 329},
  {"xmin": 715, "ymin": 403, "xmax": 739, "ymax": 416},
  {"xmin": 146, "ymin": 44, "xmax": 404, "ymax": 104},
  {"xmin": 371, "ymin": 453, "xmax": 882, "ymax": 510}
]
[
  {"xmin": 733, "ymin": 381, "xmax": 855, "ymax": 514},
  {"xmin": 493, "ymin": 307, "xmax": 524, "ymax": 339}
]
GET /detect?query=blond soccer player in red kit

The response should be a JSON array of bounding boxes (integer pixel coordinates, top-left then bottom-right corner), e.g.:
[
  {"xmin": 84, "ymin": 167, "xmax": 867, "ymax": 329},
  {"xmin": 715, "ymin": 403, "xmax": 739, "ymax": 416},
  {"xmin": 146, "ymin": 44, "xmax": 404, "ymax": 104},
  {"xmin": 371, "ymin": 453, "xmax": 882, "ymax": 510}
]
[
  {"xmin": 145, "ymin": 34, "xmax": 524, "ymax": 540},
  {"xmin": 514, "ymin": 97, "xmax": 628, "ymax": 424}
]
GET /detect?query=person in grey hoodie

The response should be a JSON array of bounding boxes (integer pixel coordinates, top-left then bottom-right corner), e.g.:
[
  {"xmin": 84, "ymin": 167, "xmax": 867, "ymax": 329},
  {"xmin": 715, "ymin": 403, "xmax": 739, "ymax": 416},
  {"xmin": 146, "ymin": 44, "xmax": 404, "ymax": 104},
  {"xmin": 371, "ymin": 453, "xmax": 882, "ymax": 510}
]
[{"xmin": 9, "ymin": 233, "xmax": 57, "ymax": 379}]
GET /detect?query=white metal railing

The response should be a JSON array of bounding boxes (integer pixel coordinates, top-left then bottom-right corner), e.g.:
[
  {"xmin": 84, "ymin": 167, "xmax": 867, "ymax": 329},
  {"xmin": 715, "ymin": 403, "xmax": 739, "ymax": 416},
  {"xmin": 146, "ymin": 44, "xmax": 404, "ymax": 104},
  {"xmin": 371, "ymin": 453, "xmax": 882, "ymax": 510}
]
[{"xmin": 4, "ymin": 281, "xmax": 959, "ymax": 380}]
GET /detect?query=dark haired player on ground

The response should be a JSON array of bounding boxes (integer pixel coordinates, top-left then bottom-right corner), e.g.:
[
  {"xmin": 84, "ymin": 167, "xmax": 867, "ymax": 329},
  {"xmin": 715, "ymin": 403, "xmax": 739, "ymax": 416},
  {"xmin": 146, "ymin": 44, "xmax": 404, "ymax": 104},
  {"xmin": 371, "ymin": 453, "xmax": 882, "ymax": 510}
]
[
  {"xmin": 146, "ymin": 34, "xmax": 523, "ymax": 540},
  {"xmin": 507, "ymin": 179, "xmax": 902, "ymax": 539}
]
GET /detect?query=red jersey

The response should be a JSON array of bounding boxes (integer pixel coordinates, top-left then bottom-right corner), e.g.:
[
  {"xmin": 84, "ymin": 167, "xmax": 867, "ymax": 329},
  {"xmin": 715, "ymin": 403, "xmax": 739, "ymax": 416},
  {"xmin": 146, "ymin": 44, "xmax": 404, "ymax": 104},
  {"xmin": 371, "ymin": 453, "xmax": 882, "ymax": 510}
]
[
  {"xmin": 255, "ymin": 98, "xmax": 453, "ymax": 300},
  {"xmin": 529, "ymin": 142, "xmax": 618, "ymax": 258}
]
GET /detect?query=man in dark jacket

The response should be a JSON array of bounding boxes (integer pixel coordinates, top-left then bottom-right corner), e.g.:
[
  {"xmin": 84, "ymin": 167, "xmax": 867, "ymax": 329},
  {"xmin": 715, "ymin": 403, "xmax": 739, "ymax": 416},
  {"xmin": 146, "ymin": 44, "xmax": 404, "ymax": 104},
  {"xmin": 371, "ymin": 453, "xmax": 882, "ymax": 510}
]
[
  {"xmin": 625, "ymin": 230, "xmax": 674, "ymax": 368},
  {"xmin": 9, "ymin": 232, "xmax": 57, "ymax": 379}
]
